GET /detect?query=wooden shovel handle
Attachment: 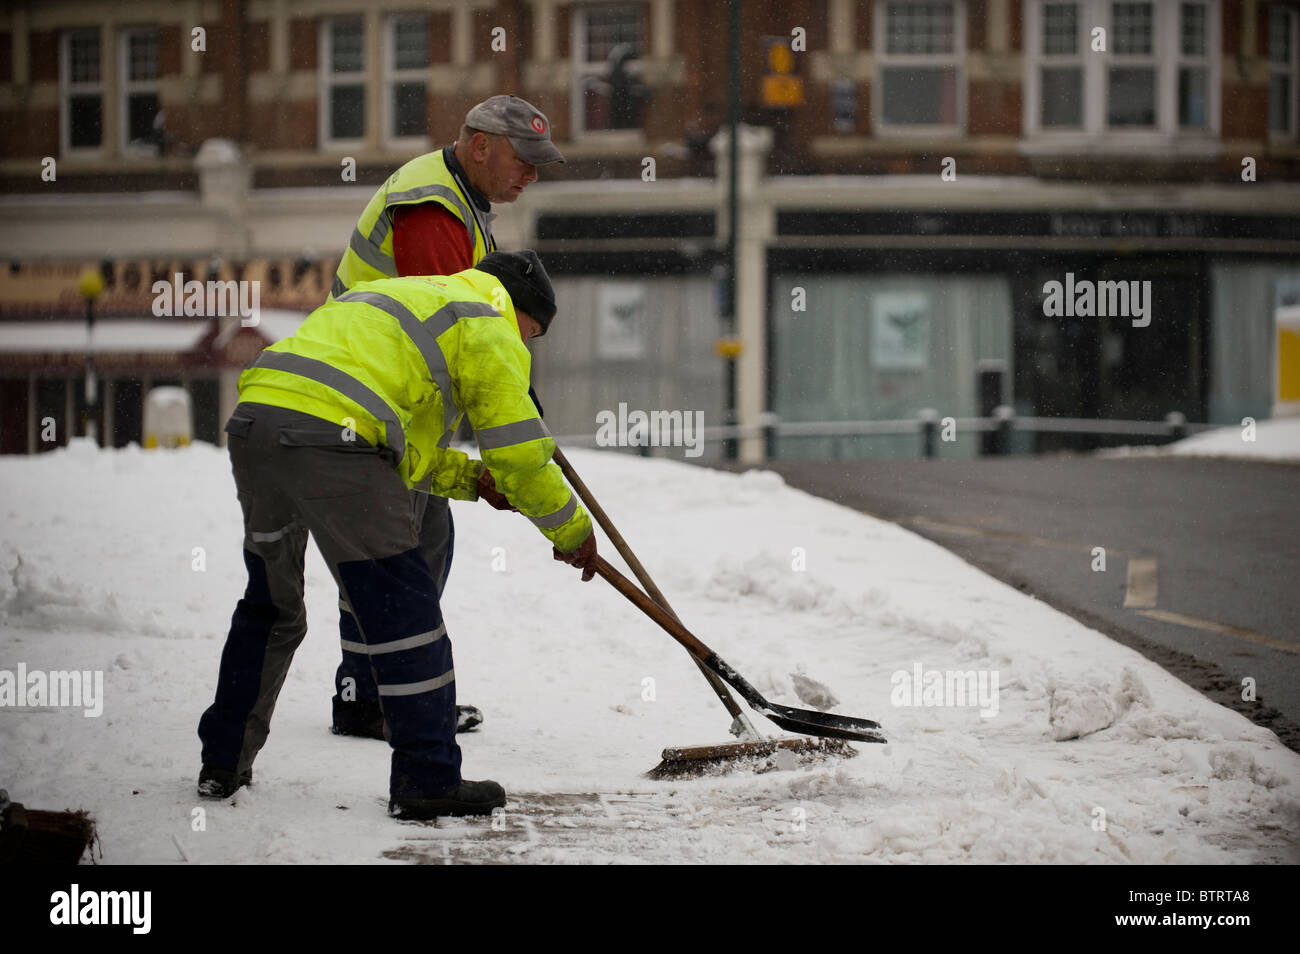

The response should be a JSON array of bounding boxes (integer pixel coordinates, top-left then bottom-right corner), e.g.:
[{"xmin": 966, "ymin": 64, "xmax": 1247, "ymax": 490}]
[{"xmin": 592, "ymin": 556, "xmax": 714, "ymax": 666}]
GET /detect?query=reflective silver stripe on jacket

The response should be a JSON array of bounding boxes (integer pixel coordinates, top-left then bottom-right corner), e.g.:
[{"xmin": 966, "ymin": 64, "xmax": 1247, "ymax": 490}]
[
  {"xmin": 336, "ymin": 289, "xmax": 440, "ymax": 378},
  {"xmin": 340, "ymin": 626, "xmax": 446, "ymax": 657},
  {"xmin": 378, "ymin": 668, "xmax": 455, "ymax": 697},
  {"xmin": 250, "ymin": 525, "xmax": 291, "ymax": 544},
  {"xmin": 335, "ymin": 292, "xmax": 502, "ymax": 440},
  {"xmin": 529, "ymin": 493, "xmax": 577, "ymax": 530},
  {"xmin": 386, "ymin": 184, "xmax": 475, "ymax": 247},
  {"xmin": 250, "ymin": 350, "xmax": 406, "ymax": 463},
  {"xmin": 348, "ymin": 226, "xmax": 396, "ymax": 275},
  {"xmin": 427, "ymin": 300, "xmax": 503, "ymax": 433},
  {"xmin": 331, "ymin": 275, "xmax": 347, "ymax": 299},
  {"xmin": 475, "ymin": 417, "xmax": 548, "ymax": 451}
]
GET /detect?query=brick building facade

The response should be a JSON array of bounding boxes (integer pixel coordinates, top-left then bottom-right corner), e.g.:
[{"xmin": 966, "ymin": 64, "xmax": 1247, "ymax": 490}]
[{"xmin": 1, "ymin": 1, "xmax": 1298, "ymax": 459}]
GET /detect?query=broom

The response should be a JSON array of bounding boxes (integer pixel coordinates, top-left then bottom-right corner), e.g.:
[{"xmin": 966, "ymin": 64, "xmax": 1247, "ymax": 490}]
[{"xmin": 0, "ymin": 789, "xmax": 99, "ymax": 865}]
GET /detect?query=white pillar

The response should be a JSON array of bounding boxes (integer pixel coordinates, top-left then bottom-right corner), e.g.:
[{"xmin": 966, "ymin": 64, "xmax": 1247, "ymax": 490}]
[{"xmin": 710, "ymin": 124, "xmax": 774, "ymax": 462}]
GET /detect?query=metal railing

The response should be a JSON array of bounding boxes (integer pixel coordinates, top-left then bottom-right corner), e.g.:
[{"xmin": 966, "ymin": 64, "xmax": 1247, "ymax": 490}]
[{"xmin": 551, "ymin": 408, "xmax": 1221, "ymax": 458}]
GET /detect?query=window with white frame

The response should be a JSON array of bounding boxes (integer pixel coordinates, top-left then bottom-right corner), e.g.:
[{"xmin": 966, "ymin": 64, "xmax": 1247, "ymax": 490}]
[
  {"xmin": 1177, "ymin": 1, "xmax": 1211, "ymax": 129},
  {"xmin": 1270, "ymin": 4, "xmax": 1298, "ymax": 137},
  {"xmin": 322, "ymin": 17, "xmax": 366, "ymax": 146},
  {"xmin": 1107, "ymin": 2, "xmax": 1157, "ymax": 126},
  {"xmin": 875, "ymin": 1, "xmax": 965, "ymax": 131},
  {"xmin": 571, "ymin": 3, "xmax": 646, "ymax": 135},
  {"xmin": 1038, "ymin": 2, "xmax": 1083, "ymax": 127},
  {"xmin": 121, "ymin": 27, "xmax": 162, "ymax": 155},
  {"xmin": 1025, "ymin": 1, "xmax": 1219, "ymax": 139},
  {"xmin": 61, "ymin": 28, "xmax": 103, "ymax": 154},
  {"xmin": 387, "ymin": 14, "xmax": 429, "ymax": 144}
]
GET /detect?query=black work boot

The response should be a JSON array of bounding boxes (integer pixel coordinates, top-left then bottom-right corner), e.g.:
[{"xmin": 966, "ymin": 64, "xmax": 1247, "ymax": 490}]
[
  {"xmin": 197, "ymin": 765, "xmax": 252, "ymax": 799},
  {"xmin": 331, "ymin": 696, "xmax": 484, "ymax": 738},
  {"xmin": 388, "ymin": 780, "xmax": 506, "ymax": 820},
  {"xmin": 331, "ymin": 696, "xmax": 386, "ymax": 739}
]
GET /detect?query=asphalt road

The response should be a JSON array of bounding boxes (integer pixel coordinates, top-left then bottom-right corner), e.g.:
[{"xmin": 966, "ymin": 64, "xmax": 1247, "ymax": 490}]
[{"xmin": 707, "ymin": 454, "xmax": 1300, "ymax": 753}]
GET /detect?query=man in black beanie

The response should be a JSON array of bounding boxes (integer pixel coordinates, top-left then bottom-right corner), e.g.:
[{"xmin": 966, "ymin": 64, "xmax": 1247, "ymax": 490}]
[{"xmin": 199, "ymin": 250, "xmax": 596, "ymax": 818}]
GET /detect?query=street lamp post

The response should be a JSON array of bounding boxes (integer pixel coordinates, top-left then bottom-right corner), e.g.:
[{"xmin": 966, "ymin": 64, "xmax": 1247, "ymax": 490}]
[{"xmin": 77, "ymin": 268, "xmax": 104, "ymax": 445}]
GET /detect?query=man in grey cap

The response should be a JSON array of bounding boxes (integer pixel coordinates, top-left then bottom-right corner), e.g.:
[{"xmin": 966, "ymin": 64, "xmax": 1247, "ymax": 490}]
[{"xmin": 327, "ymin": 94, "xmax": 564, "ymax": 741}]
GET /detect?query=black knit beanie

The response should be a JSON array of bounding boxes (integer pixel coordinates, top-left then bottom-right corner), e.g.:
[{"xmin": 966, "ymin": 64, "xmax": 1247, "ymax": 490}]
[{"xmin": 475, "ymin": 250, "xmax": 557, "ymax": 334}]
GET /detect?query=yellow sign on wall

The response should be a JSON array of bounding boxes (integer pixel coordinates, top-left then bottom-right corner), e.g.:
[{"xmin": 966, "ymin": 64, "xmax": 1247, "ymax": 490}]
[
  {"xmin": 1277, "ymin": 305, "xmax": 1300, "ymax": 415},
  {"xmin": 1279, "ymin": 328, "xmax": 1300, "ymax": 401},
  {"xmin": 763, "ymin": 74, "xmax": 804, "ymax": 108},
  {"xmin": 762, "ymin": 36, "xmax": 804, "ymax": 108}
]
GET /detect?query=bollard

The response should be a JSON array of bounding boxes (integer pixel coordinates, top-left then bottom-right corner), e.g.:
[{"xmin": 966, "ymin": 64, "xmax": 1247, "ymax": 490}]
[
  {"xmin": 759, "ymin": 412, "xmax": 779, "ymax": 461},
  {"xmin": 919, "ymin": 408, "xmax": 939, "ymax": 458},
  {"xmin": 1165, "ymin": 411, "xmax": 1187, "ymax": 443},
  {"xmin": 993, "ymin": 405, "xmax": 1015, "ymax": 456}
]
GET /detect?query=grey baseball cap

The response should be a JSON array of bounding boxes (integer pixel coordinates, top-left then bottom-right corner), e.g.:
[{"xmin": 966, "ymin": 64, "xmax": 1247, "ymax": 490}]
[{"xmin": 464, "ymin": 95, "xmax": 565, "ymax": 165}]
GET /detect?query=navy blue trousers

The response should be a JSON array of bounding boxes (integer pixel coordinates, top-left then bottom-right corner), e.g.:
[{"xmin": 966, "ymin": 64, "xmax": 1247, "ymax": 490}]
[{"xmin": 198, "ymin": 405, "xmax": 462, "ymax": 797}]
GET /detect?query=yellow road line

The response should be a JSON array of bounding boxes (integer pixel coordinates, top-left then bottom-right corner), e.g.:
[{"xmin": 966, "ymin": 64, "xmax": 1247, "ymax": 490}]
[{"xmin": 1135, "ymin": 609, "xmax": 1299, "ymax": 654}]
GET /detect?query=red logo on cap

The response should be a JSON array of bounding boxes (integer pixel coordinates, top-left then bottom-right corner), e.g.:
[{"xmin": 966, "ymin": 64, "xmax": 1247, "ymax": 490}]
[{"xmin": 531, "ymin": 116, "xmax": 546, "ymax": 134}]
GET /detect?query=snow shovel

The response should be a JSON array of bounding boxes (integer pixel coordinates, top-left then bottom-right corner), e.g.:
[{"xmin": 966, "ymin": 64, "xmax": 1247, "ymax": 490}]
[
  {"xmin": 592, "ymin": 556, "xmax": 887, "ymax": 745},
  {"xmin": 553, "ymin": 449, "xmax": 883, "ymax": 776}
]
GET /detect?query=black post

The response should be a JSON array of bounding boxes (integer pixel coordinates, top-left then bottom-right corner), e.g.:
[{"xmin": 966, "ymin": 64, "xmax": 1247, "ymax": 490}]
[
  {"xmin": 920, "ymin": 409, "xmax": 938, "ymax": 459},
  {"xmin": 1165, "ymin": 411, "xmax": 1187, "ymax": 443},
  {"xmin": 977, "ymin": 361, "xmax": 1007, "ymax": 456},
  {"xmin": 723, "ymin": 0, "xmax": 741, "ymax": 461},
  {"xmin": 83, "ymin": 286, "xmax": 99, "ymax": 445},
  {"xmin": 994, "ymin": 405, "xmax": 1015, "ymax": 456}
]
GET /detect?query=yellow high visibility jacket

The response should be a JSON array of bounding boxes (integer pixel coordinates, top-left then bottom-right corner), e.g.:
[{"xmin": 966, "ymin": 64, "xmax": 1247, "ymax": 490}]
[
  {"xmin": 238, "ymin": 269, "xmax": 590, "ymax": 552},
  {"xmin": 329, "ymin": 148, "xmax": 495, "ymax": 300}
]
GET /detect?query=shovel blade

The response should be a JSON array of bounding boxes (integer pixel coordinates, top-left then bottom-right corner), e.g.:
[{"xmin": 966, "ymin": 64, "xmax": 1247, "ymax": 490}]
[{"xmin": 763, "ymin": 710, "xmax": 888, "ymax": 744}]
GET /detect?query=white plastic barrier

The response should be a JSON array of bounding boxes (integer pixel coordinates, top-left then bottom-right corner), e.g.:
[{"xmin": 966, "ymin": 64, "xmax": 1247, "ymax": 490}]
[{"xmin": 143, "ymin": 386, "xmax": 192, "ymax": 449}]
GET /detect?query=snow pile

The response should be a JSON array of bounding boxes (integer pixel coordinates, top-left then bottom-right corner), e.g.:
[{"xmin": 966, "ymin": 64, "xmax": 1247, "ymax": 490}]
[
  {"xmin": 1110, "ymin": 416, "xmax": 1300, "ymax": 462},
  {"xmin": 1, "ymin": 442, "xmax": 1297, "ymax": 864},
  {"xmin": 1046, "ymin": 668, "xmax": 1152, "ymax": 741}
]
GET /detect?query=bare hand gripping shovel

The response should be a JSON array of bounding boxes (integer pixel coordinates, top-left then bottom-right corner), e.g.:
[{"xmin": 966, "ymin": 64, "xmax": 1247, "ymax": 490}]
[{"xmin": 592, "ymin": 555, "xmax": 887, "ymax": 745}]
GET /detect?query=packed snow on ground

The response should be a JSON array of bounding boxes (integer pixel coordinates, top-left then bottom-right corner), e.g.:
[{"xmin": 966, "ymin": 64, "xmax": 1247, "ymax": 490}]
[
  {"xmin": 1, "ymin": 440, "xmax": 1297, "ymax": 864},
  {"xmin": 1109, "ymin": 415, "xmax": 1300, "ymax": 462}
]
